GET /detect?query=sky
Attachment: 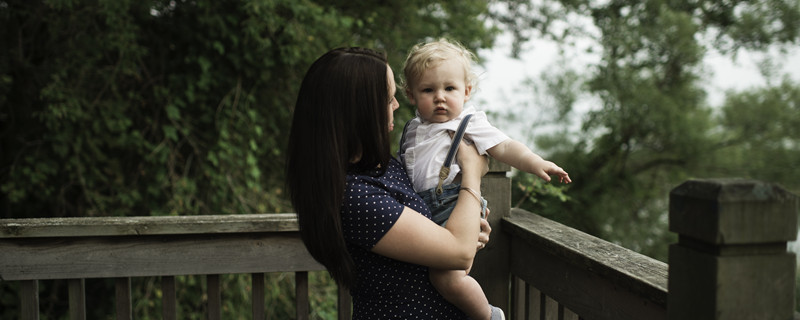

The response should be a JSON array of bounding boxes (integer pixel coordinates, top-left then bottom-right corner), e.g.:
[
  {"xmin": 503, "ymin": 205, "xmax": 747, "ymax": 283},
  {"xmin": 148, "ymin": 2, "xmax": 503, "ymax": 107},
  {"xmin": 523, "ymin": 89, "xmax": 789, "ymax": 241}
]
[
  {"xmin": 473, "ymin": 32, "xmax": 800, "ymax": 259},
  {"xmin": 472, "ymin": 32, "xmax": 800, "ymax": 143}
]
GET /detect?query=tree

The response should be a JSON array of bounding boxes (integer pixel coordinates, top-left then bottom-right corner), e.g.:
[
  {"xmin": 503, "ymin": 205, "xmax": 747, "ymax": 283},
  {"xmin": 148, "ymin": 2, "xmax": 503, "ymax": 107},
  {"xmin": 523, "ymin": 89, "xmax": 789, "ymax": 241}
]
[
  {"xmin": 0, "ymin": 0, "xmax": 499, "ymax": 318},
  {"xmin": 490, "ymin": 0, "xmax": 800, "ymax": 260},
  {"xmin": 711, "ymin": 78, "xmax": 800, "ymax": 192},
  {"xmin": 0, "ymin": 0, "xmax": 498, "ymax": 219}
]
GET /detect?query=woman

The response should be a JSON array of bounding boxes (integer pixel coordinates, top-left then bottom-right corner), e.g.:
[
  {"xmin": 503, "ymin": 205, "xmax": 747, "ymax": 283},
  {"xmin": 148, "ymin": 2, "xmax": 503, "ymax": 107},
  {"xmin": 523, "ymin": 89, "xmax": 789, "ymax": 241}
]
[{"xmin": 287, "ymin": 47, "xmax": 492, "ymax": 319}]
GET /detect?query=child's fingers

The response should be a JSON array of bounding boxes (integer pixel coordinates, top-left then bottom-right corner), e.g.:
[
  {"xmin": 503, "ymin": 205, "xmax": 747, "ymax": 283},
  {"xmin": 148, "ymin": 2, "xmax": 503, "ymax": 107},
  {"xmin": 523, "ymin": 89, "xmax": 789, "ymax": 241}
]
[{"xmin": 536, "ymin": 171, "xmax": 552, "ymax": 182}]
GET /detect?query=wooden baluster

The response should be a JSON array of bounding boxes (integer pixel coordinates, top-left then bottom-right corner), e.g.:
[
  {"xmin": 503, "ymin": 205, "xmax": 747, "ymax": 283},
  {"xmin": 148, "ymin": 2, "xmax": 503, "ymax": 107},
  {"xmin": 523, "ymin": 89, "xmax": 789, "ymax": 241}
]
[
  {"xmin": 20, "ymin": 280, "xmax": 39, "ymax": 320},
  {"xmin": 527, "ymin": 285, "xmax": 542, "ymax": 320},
  {"xmin": 543, "ymin": 295, "xmax": 558, "ymax": 320},
  {"xmin": 115, "ymin": 277, "xmax": 132, "ymax": 320},
  {"xmin": 563, "ymin": 306, "xmax": 579, "ymax": 320},
  {"xmin": 337, "ymin": 285, "xmax": 351, "ymax": 320},
  {"xmin": 510, "ymin": 276, "xmax": 525, "ymax": 320},
  {"xmin": 161, "ymin": 276, "xmax": 177, "ymax": 320},
  {"xmin": 668, "ymin": 179, "xmax": 798, "ymax": 320},
  {"xmin": 207, "ymin": 274, "xmax": 221, "ymax": 320},
  {"xmin": 295, "ymin": 271, "xmax": 309, "ymax": 320},
  {"xmin": 68, "ymin": 278, "xmax": 86, "ymax": 320},
  {"xmin": 252, "ymin": 273, "xmax": 265, "ymax": 320}
]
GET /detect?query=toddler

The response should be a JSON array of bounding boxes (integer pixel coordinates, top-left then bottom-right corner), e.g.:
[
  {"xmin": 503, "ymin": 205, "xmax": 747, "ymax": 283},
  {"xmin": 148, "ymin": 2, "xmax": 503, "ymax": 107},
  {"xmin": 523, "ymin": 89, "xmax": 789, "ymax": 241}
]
[{"xmin": 399, "ymin": 38, "xmax": 571, "ymax": 320}]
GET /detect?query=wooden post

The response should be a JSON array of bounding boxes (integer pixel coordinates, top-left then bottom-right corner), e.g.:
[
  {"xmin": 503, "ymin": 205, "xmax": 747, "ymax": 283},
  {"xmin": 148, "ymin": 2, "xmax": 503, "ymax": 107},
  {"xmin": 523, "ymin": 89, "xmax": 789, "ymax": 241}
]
[
  {"xmin": 471, "ymin": 160, "xmax": 512, "ymax": 313},
  {"xmin": 668, "ymin": 179, "xmax": 798, "ymax": 320}
]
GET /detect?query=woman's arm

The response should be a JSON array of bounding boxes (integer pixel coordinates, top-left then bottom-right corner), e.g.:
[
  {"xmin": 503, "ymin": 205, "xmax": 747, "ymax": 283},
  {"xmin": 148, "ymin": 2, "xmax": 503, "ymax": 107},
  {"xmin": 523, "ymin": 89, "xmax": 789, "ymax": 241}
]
[{"xmin": 372, "ymin": 142, "xmax": 489, "ymax": 270}]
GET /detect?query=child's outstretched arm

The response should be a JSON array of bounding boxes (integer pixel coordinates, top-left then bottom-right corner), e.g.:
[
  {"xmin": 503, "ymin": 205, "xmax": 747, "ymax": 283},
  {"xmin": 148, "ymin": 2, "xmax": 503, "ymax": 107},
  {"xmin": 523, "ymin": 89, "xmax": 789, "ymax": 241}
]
[{"xmin": 488, "ymin": 139, "xmax": 572, "ymax": 183}]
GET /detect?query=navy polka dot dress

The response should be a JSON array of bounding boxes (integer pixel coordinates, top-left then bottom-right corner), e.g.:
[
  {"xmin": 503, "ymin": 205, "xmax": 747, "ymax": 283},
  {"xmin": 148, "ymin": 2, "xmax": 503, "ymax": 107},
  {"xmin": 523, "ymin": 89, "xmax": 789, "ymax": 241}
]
[{"xmin": 342, "ymin": 158, "xmax": 468, "ymax": 319}]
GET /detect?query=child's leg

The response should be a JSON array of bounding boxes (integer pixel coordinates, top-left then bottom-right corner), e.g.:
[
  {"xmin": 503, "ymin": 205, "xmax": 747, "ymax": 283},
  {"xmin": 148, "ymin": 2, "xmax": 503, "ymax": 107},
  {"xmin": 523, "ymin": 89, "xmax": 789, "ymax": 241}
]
[{"xmin": 430, "ymin": 268, "xmax": 491, "ymax": 320}]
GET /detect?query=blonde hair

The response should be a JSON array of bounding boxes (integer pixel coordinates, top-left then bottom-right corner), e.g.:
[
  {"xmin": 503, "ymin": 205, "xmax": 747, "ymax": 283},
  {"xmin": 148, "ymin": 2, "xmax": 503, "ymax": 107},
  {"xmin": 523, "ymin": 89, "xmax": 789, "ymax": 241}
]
[{"xmin": 401, "ymin": 38, "xmax": 478, "ymax": 94}]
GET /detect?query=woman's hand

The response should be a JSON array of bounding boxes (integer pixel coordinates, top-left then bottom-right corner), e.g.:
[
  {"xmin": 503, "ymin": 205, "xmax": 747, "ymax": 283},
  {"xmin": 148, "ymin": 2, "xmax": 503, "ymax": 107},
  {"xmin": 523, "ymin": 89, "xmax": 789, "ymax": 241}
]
[
  {"xmin": 457, "ymin": 141, "xmax": 489, "ymax": 179},
  {"xmin": 372, "ymin": 141, "xmax": 490, "ymax": 271},
  {"xmin": 477, "ymin": 208, "xmax": 491, "ymax": 251}
]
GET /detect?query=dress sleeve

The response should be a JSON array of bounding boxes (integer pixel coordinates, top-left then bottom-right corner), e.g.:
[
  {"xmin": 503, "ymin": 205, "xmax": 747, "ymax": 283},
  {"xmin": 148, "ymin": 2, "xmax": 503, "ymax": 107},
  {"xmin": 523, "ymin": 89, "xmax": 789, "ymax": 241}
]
[{"xmin": 341, "ymin": 176, "xmax": 405, "ymax": 250}]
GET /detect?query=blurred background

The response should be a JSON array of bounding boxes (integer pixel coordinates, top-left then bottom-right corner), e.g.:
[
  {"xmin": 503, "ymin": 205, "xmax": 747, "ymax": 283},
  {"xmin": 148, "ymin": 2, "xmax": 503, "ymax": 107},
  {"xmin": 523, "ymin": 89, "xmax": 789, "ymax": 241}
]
[{"xmin": 2, "ymin": 0, "xmax": 798, "ymax": 318}]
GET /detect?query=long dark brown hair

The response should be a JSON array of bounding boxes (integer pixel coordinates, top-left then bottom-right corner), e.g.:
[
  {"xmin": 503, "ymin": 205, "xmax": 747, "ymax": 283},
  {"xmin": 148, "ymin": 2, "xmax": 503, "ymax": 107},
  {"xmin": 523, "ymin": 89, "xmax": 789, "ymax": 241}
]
[{"xmin": 286, "ymin": 48, "xmax": 391, "ymax": 289}]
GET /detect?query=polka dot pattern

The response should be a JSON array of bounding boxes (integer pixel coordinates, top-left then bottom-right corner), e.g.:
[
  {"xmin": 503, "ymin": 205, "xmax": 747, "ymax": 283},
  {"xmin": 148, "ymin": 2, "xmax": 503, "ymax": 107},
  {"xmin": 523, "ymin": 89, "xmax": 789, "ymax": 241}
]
[{"xmin": 342, "ymin": 158, "xmax": 468, "ymax": 319}]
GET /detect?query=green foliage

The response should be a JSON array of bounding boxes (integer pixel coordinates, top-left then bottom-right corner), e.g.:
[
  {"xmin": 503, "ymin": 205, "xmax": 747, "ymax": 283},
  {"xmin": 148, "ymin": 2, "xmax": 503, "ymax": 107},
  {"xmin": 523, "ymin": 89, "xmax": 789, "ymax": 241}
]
[
  {"xmin": 0, "ymin": 0, "xmax": 497, "ymax": 218},
  {"xmin": 496, "ymin": 0, "xmax": 799, "ymax": 261},
  {"xmin": 0, "ymin": 0, "xmax": 497, "ymax": 318},
  {"xmin": 710, "ymin": 78, "xmax": 800, "ymax": 193}
]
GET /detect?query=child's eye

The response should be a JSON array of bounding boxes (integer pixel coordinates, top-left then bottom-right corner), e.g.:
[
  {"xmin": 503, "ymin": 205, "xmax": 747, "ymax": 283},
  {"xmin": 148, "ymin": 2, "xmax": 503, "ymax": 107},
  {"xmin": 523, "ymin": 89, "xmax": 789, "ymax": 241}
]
[{"xmin": 422, "ymin": 88, "xmax": 433, "ymax": 93}]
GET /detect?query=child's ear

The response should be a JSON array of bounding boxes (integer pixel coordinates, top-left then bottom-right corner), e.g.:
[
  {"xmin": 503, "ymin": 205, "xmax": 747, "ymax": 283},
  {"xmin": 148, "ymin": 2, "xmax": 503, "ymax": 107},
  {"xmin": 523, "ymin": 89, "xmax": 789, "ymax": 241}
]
[
  {"xmin": 464, "ymin": 85, "xmax": 473, "ymax": 102},
  {"xmin": 405, "ymin": 88, "xmax": 416, "ymax": 105}
]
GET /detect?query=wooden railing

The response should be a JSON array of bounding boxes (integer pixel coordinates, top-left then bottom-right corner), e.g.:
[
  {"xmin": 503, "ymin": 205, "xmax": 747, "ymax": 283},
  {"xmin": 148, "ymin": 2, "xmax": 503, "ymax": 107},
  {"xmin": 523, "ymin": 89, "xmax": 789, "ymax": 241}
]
[
  {"xmin": 503, "ymin": 209, "xmax": 668, "ymax": 320},
  {"xmin": 1, "ymin": 164, "xmax": 797, "ymax": 319},
  {"xmin": 493, "ymin": 178, "xmax": 798, "ymax": 320},
  {"xmin": 0, "ymin": 214, "xmax": 349, "ymax": 320}
]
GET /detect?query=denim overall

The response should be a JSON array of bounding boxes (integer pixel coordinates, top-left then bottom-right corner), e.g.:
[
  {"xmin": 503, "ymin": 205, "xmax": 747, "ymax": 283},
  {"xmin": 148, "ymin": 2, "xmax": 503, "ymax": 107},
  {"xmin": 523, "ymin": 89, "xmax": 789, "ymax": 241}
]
[{"xmin": 401, "ymin": 114, "xmax": 488, "ymax": 226}]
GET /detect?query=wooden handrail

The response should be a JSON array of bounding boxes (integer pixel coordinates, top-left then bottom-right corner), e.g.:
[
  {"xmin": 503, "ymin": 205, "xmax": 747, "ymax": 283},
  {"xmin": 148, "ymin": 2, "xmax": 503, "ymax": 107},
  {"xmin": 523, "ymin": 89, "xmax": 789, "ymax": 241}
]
[
  {"xmin": 1, "ymin": 214, "xmax": 319, "ymax": 281},
  {"xmin": 0, "ymin": 213, "xmax": 300, "ymax": 238},
  {"xmin": 504, "ymin": 208, "xmax": 668, "ymax": 320}
]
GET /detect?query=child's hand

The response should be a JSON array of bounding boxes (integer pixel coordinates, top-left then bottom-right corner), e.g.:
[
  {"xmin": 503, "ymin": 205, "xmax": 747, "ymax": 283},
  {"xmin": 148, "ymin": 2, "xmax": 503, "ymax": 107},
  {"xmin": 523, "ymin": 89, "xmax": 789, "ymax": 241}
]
[{"xmin": 532, "ymin": 160, "xmax": 572, "ymax": 184}]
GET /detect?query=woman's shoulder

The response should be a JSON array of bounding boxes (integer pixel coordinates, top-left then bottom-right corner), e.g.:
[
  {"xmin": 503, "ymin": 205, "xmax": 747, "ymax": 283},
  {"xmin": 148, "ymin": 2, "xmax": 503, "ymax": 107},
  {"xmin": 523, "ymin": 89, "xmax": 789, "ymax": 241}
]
[
  {"xmin": 343, "ymin": 158, "xmax": 427, "ymax": 215},
  {"xmin": 347, "ymin": 158, "xmax": 408, "ymax": 185}
]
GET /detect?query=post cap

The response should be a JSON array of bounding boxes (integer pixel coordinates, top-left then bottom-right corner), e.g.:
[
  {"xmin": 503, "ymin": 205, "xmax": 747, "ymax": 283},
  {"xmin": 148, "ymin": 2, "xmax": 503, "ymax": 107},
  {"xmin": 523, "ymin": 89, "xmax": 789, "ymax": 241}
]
[{"xmin": 669, "ymin": 179, "xmax": 798, "ymax": 244}]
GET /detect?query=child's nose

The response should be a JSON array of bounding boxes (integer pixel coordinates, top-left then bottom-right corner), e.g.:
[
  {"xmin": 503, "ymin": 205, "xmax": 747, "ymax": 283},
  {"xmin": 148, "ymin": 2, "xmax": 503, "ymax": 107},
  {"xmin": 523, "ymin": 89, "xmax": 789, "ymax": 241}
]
[{"xmin": 434, "ymin": 90, "xmax": 445, "ymax": 101}]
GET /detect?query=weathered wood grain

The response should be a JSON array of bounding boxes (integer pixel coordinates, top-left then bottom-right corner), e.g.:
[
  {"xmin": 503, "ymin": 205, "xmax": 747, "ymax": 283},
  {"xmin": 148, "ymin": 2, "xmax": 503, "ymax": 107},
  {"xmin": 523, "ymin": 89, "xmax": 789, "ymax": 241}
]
[
  {"xmin": 207, "ymin": 274, "xmax": 221, "ymax": 320},
  {"xmin": 20, "ymin": 280, "xmax": 39, "ymax": 320},
  {"xmin": 115, "ymin": 277, "xmax": 132, "ymax": 320},
  {"xmin": 0, "ymin": 232, "xmax": 322, "ymax": 281},
  {"xmin": 161, "ymin": 276, "xmax": 177, "ymax": 320},
  {"xmin": 296, "ymin": 271, "xmax": 309, "ymax": 320},
  {"xmin": 337, "ymin": 287, "xmax": 352, "ymax": 320},
  {"xmin": 252, "ymin": 273, "xmax": 265, "ymax": 319},
  {"xmin": 510, "ymin": 276, "xmax": 525, "ymax": 320},
  {"xmin": 505, "ymin": 209, "xmax": 668, "ymax": 320},
  {"xmin": 0, "ymin": 213, "xmax": 299, "ymax": 238},
  {"xmin": 68, "ymin": 278, "xmax": 85, "ymax": 320},
  {"xmin": 669, "ymin": 178, "xmax": 797, "ymax": 244},
  {"xmin": 668, "ymin": 179, "xmax": 798, "ymax": 320}
]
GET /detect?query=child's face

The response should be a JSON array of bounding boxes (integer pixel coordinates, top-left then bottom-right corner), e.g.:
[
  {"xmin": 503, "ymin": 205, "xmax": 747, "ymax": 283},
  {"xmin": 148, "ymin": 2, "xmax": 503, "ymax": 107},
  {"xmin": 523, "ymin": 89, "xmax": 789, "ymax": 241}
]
[{"xmin": 407, "ymin": 59, "xmax": 472, "ymax": 123}]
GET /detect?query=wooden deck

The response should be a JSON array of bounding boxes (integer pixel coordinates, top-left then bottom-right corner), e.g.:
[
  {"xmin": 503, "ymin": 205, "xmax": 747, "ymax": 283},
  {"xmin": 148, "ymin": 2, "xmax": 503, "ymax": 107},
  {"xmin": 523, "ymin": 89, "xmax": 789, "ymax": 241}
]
[{"xmin": 1, "ymin": 164, "xmax": 797, "ymax": 319}]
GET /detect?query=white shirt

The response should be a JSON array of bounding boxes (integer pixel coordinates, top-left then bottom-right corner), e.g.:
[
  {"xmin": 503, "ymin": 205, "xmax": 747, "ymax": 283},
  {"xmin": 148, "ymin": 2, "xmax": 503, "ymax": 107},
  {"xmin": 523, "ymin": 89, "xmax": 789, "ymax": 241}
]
[{"xmin": 399, "ymin": 106, "xmax": 510, "ymax": 192}]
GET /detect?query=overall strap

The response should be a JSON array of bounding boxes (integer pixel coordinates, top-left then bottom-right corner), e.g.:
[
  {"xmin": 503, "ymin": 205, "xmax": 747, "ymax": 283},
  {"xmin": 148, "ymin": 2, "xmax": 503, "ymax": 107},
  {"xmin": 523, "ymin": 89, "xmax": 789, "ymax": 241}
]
[
  {"xmin": 436, "ymin": 113, "xmax": 473, "ymax": 195},
  {"xmin": 398, "ymin": 118, "xmax": 414, "ymax": 168}
]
